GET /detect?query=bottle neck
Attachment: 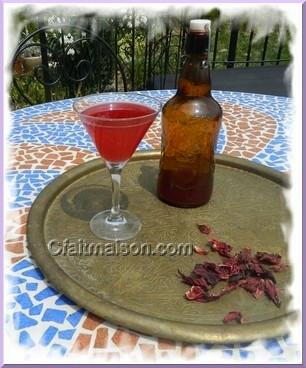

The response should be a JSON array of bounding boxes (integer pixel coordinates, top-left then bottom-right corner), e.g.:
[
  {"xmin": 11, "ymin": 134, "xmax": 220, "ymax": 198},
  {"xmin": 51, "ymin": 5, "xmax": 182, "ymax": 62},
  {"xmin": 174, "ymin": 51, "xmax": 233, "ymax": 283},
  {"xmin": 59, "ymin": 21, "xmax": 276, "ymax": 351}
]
[
  {"xmin": 177, "ymin": 32, "xmax": 211, "ymax": 97},
  {"xmin": 185, "ymin": 31, "xmax": 210, "ymax": 55}
]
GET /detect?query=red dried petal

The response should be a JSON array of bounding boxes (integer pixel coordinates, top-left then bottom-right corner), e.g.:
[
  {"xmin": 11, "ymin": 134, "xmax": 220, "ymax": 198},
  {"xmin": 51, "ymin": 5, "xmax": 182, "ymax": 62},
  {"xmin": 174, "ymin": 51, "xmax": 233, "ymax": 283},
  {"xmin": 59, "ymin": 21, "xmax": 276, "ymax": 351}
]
[
  {"xmin": 193, "ymin": 245, "xmax": 208, "ymax": 256},
  {"xmin": 270, "ymin": 263, "xmax": 288, "ymax": 272},
  {"xmin": 178, "ymin": 270, "xmax": 209, "ymax": 290},
  {"xmin": 244, "ymin": 259, "xmax": 276, "ymax": 283},
  {"xmin": 208, "ymin": 239, "xmax": 232, "ymax": 258},
  {"xmin": 193, "ymin": 263, "xmax": 220, "ymax": 286},
  {"xmin": 197, "ymin": 283, "xmax": 239, "ymax": 303},
  {"xmin": 218, "ymin": 282, "xmax": 240, "ymax": 296},
  {"xmin": 240, "ymin": 278, "xmax": 265, "ymax": 299},
  {"xmin": 182, "ymin": 232, "xmax": 286, "ymax": 308},
  {"xmin": 192, "ymin": 277, "xmax": 209, "ymax": 290},
  {"xmin": 215, "ymin": 266, "xmax": 231, "ymax": 280},
  {"xmin": 264, "ymin": 279, "xmax": 281, "ymax": 307},
  {"xmin": 248, "ymin": 261, "xmax": 264, "ymax": 276},
  {"xmin": 254, "ymin": 286, "xmax": 265, "ymax": 299},
  {"xmin": 237, "ymin": 248, "xmax": 252, "ymax": 263},
  {"xmin": 214, "ymin": 264, "xmax": 239, "ymax": 280},
  {"xmin": 256, "ymin": 252, "xmax": 282, "ymax": 265},
  {"xmin": 185, "ymin": 286, "xmax": 205, "ymax": 301},
  {"xmin": 177, "ymin": 270, "xmax": 195, "ymax": 286},
  {"xmin": 197, "ymin": 224, "xmax": 211, "ymax": 235},
  {"xmin": 228, "ymin": 272, "xmax": 245, "ymax": 283},
  {"xmin": 223, "ymin": 311, "xmax": 244, "ymax": 324}
]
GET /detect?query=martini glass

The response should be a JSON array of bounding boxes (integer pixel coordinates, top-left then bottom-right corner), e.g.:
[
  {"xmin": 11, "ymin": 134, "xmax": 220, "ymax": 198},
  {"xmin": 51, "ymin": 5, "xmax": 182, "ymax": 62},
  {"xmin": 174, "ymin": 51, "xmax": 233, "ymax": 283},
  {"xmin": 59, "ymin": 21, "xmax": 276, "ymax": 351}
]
[{"xmin": 73, "ymin": 93, "xmax": 161, "ymax": 241}]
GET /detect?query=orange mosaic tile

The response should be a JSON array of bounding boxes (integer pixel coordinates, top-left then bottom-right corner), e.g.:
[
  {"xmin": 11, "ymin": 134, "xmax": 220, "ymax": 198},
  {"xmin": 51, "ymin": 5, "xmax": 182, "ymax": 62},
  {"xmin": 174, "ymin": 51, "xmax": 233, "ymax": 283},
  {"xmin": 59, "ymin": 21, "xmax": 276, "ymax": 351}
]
[
  {"xmin": 19, "ymin": 110, "xmax": 80, "ymax": 123},
  {"xmin": 6, "ymin": 242, "xmax": 24, "ymax": 254},
  {"xmin": 181, "ymin": 343, "xmax": 197, "ymax": 360},
  {"xmin": 71, "ymin": 333, "xmax": 92, "ymax": 353},
  {"xmin": 157, "ymin": 337, "xmax": 177, "ymax": 350},
  {"xmin": 94, "ymin": 327, "xmax": 108, "ymax": 349},
  {"xmin": 111, "ymin": 328, "xmax": 139, "ymax": 353},
  {"xmin": 5, "ymin": 208, "xmax": 29, "ymax": 265},
  {"xmin": 93, "ymin": 352, "xmax": 120, "ymax": 362},
  {"xmin": 9, "ymin": 143, "xmax": 98, "ymax": 171},
  {"xmin": 139, "ymin": 343, "xmax": 156, "ymax": 361},
  {"xmin": 83, "ymin": 312, "xmax": 104, "ymax": 331},
  {"xmin": 10, "ymin": 255, "xmax": 26, "ymax": 264},
  {"xmin": 143, "ymin": 102, "xmax": 277, "ymax": 160}
]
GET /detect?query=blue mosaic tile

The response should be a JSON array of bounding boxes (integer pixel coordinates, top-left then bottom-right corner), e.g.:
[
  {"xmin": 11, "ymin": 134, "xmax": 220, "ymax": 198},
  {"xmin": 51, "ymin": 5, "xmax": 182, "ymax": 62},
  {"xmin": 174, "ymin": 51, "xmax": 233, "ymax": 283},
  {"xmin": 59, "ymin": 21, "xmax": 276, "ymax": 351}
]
[
  {"xmin": 42, "ymin": 308, "xmax": 67, "ymax": 324},
  {"xmin": 239, "ymin": 350, "xmax": 254, "ymax": 359},
  {"xmin": 7, "ymin": 302, "xmax": 16, "ymax": 309},
  {"xmin": 22, "ymin": 267, "xmax": 44, "ymax": 280},
  {"xmin": 29, "ymin": 303, "xmax": 44, "ymax": 316},
  {"xmin": 15, "ymin": 292, "xmax": 33, "ymax": 310},
  {"xmin": 19, "ymin": 330, "xmax": 35, "ymax": 348},
  {"xmin": 216, "ymin": 124, "xmax": 226, "ymax": 154},
  {"xmin": 12, "ymin": 259, "xmax": 33, "ymax": 272},
  {"xmin": 264, "ymin": 338, "xmax": 284, "ymax": 356},
  {"xmin": 283, "ymin": 334, "xmax": 294, "ymax": 345},
  {"xmin": 10, "ymin": 90, "xmax": 293, "ymax": 174},
  {"xmin": 26, "ymin": 282, "xmax": 38, "ymax": 291},
  {"xmin": 138, "ymin": 141, "xmax": 153, "ymax": 151},
  {"xmin": 66, "ymin": 308, "xmax": 85, "ymax": 327},
  {"xmin": 6, "ymin": 257, "xmax": 93, "ymax": 355},
  {"xmin": 58, "ymin": 328, "xmax": 76, "ymax": 340},
  {"xmin": 6, "ymin": 275, "xmax": 26, "ymax": 286},
  {"xmin": 201, "ymin": 343, "xmax": 213, "ymax": 350},
  {"xmin": 7, "ymin": 170, "xmax": 61, "ymax": 209},
  {"xmin": 34, "ymin": 287, "xmax": 59, "ymax": 301},
  {"xmin": 7, "ymin": 92, "xmax": 296, "ymax": 361},
  {"xmin": 222, "ymin": 349, "xmax": 233, "ymax": 357},
  {"xmin": 13, "ymin": 311, "xmax": 38, "ymax": 330},
  {"xmin": 55, "ymin": 295, "xmax": 76, "ymax": 306},
  {"xmin": 9, "ymin": 286, "xmax": 21, "ymax": 294},
  {"xmin": 39, "ymin": 326, "xmax": 59, "ymax": 346},
  {"xmin": 9, "ymin": 121, "xmax": 89, "ymax": 147},
  {"xmin": 9, "ymin": 122, "xmax": 152, "ymax": 153},
  {"xmin": 49, "ymin": 343, "xmax": 67, "ymax": 356}
]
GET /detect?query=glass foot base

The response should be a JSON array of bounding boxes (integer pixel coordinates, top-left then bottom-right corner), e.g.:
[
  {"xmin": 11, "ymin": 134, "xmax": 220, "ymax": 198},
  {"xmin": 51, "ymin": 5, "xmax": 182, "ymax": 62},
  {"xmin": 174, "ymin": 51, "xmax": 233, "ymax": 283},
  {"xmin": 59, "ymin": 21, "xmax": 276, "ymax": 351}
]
[{"xmin": 90, "ymin": 210, "xmax": 141, "ymax": 241}]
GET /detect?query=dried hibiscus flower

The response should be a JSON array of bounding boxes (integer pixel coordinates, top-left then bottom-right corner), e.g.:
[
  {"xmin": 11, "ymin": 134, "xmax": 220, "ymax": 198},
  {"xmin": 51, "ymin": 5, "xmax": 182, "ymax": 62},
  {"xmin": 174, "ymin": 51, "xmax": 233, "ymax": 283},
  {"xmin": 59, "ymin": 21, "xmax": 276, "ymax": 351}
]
[
  {"xmin": 179, "ymin": 228, "xmax": 287, "ymax": 311},
  {"xmin": 197, "ymin": 224, "xmax": 211, "ymax": 235},
  {"xmin": 264, "ymin": 279, "xmax": 281, "ymax": 307},
  {"xmin": 239, "ymin": 278, "xmax": 265, "ymax": 299},
  {"xmin": 185, "ymin": 286, "xmax": 206, "ymax": 301},
  {"xmin": 208, "ymin": 239, "xmax": 232, "ymax": 258},
  {"xmin": 270, "ymin": 263, "xmax": 288, "ymax": 273},
  {"xmin": 193, "ymin": 245, "xmax": 208, "ymax": 256},
  {"xmin": 223, "ymin": 311, "xmax": 244, "ymax": 324},
  {"xmin": 256, "ymin": 252, "xmax": 282, "ymax": 265}
]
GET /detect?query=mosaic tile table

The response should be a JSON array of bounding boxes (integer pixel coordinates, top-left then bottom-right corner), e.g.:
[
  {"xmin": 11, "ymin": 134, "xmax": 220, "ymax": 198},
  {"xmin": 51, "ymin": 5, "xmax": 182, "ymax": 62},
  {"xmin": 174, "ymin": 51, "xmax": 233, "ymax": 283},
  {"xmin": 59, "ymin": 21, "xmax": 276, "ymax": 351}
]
[{"xmin": 5, "ymin": 90, "xmax": 299, "ymax": 363}]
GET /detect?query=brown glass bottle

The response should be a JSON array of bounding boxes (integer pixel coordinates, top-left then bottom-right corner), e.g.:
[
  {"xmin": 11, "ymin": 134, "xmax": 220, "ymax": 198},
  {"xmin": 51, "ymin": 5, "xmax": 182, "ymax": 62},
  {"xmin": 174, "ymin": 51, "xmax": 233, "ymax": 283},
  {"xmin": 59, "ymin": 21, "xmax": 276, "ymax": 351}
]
[{"xmin": 157, "ymin": 20, "xmax": 222, "ymax": 208}]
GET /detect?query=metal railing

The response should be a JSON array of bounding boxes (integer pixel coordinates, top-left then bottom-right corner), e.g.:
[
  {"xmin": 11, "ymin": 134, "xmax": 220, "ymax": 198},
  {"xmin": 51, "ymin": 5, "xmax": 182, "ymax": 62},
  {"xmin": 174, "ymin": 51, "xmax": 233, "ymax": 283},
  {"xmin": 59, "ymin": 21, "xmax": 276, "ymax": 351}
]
[{"xmin": 11, "ymin": 13, "xmax": 291, "ymax": 107}]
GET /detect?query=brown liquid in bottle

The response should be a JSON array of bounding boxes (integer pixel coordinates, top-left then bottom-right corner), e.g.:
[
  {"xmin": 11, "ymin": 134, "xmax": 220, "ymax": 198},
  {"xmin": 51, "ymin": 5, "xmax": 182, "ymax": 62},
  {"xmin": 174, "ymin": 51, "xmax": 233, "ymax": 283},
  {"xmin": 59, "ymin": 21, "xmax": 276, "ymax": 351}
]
[{"xmin": 157, "ymin": 21, "xmax": 222, "ymax": 208}]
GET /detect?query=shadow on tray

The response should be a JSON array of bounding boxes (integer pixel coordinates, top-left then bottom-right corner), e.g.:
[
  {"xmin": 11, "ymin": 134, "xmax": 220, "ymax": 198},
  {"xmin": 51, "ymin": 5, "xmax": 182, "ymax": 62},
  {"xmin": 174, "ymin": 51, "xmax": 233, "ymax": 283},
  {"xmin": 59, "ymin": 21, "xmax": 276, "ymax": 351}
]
[
  {"xmin": 138, "ymin": 165, "xmax": 159, "ymax": 196},
  {"xmin": 60, "ymin": 184, "xmax": 129, "ymax": 221}
]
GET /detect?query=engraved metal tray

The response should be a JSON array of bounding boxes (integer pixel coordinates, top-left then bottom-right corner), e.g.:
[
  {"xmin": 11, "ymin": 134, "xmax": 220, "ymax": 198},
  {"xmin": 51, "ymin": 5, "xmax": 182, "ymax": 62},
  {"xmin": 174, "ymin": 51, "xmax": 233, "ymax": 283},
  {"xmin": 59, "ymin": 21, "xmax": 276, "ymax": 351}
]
[{"xmin": 27, "ymin": 151, "xmax": 294, "ymax": 343}]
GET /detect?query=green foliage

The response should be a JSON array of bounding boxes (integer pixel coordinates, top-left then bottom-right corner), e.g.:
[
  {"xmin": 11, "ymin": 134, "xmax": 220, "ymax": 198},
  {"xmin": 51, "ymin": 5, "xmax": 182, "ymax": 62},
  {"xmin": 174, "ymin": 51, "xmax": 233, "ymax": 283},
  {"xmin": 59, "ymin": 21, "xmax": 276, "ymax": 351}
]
[{"xmin": 10, "ymin": 9, "xmax": 292, "ymax": 109}]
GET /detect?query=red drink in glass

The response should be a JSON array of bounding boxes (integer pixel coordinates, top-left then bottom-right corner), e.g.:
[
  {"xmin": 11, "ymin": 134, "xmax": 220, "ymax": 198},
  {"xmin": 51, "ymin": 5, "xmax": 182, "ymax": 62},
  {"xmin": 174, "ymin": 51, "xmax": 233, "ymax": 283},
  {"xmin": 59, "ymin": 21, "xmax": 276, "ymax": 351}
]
[
  {"xmin": 74, "ymin": 93, "xmax": 161, "ymax": 241},
  {"xmin": 83, "ymin": 102, "xmax": 155, "ymax": 163}
]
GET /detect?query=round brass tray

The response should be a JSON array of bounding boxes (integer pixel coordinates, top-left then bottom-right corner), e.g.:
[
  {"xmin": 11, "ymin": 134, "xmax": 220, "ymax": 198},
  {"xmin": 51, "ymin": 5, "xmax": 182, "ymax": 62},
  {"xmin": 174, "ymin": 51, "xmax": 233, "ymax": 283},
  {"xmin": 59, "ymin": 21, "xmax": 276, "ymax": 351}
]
[{"xmin": 27, "ymin": 151, "xmax": 294, "ymax": 343}]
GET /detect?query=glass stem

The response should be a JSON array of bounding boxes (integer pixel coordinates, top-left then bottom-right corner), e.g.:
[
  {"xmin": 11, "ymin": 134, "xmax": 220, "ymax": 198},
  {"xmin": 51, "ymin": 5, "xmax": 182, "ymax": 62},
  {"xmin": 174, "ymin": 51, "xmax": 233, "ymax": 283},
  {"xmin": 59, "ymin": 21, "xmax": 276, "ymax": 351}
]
[{"xmin": 108, "ymin": 164, "xmax": 124, "ymax": 223}]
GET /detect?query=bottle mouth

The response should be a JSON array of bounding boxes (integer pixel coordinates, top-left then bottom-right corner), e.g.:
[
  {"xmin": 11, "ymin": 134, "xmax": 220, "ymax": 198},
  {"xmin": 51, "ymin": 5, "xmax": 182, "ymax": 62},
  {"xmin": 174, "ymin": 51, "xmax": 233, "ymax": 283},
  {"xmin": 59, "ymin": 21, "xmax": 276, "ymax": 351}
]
[{"xmin": 189, "ymin": 19, "xmax": 211, "ymax": 33}]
